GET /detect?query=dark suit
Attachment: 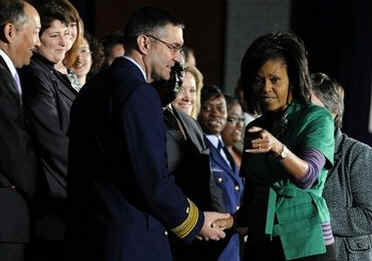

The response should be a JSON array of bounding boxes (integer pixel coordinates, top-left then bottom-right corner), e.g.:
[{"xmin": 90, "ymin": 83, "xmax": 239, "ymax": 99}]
[
  {"xmin": 20, "ymin": 54, "xmax": 77, "ymax": 242},
  {"xmin": 165, "ymin": 107, "xmax": 243, "ymax": 261},
  {"xmin": 165, "ymin": 106, "xmax": 213, "ymax": 210},
  {"xmin": 66, "ymin": 57, "xmax": 204, "ymax": 261},
  {"xmin": 0, "ymin": 55, "xmax": 39, "ymax": 260}
]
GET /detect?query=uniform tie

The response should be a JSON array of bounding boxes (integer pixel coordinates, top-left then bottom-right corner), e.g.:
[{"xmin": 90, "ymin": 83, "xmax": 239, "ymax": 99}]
[{"xmin": 217, "ymin": 139, "xmax": 224, "ymax": 153}]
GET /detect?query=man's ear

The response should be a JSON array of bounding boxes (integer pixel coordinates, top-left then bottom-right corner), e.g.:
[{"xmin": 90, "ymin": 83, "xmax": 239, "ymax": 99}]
[
  {"xmin": 1, "ymin": 23, "xmax": 17, "ymax": 44},
  {"xmin": 137, "ymin": 34, "xmax": 151, "ymax": 55}
]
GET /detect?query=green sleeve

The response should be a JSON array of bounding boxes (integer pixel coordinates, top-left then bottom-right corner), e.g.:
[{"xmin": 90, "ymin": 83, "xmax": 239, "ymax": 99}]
[{"xmin": 298, "ymin": 105, "xmax": 335, "ymax": 167}]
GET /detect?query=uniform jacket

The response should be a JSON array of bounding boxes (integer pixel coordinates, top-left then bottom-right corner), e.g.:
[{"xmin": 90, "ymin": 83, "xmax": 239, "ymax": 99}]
[
  {"xmin": 20, "ymin": 53, "xmax": 77, "ymax": 240},
  {"xmin": 66, "ymin": 57, "xmax": 204, "ymax": 261},
  {"xmin": 206, "ymin": 137, "xmax": 244, "ymax": 261},
  {"xmin": 323, "ymin": 129, "xmax": 372, "ymax": 261},
  {"xmin": 0, "ymin": 56, "xmax": 39, "ymax": 243}
]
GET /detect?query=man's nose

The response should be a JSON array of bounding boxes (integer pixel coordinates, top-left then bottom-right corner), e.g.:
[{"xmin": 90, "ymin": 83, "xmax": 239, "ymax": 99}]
[{"xmin": 173, "ymin": 51, "xmax": 184, "ymax": 64}]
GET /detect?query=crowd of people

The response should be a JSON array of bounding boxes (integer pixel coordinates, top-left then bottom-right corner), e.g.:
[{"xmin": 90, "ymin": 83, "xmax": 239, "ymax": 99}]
[{"xmin": 0, "ymin": 1, "xmax": 371, "ymax": 261}]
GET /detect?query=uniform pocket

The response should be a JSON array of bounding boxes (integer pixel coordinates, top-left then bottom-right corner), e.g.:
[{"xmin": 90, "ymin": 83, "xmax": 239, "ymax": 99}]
[{"xmin": 345, "ymin": 235, "xmax": 372, "ymax": 261}]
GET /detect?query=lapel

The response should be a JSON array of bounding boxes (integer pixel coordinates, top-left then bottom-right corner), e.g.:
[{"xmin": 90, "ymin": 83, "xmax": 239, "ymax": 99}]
[
  {"xmin": 223, "ymin": 146, "xmax": 237, "ymax": 173},
  {"xmin": 205, "ymin": 137, "xmax": 240, "ymax": 182},
  {"xmin": 55, "ymin": 72, "xmax": 77, "ymax": 102},
  {"xmin": 34, "ymin": 54, "xmax": 77, "ymax": 102},
  {"xmin": 172, "ymin": 107, "xmax": 207, "ymax": 153},
  {"xmin": 0, "ymin": 56, "xmax": 22, "ymax": 107}
]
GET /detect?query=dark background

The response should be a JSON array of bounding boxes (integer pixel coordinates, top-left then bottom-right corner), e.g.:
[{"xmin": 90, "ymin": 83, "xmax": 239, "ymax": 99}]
[{"xmin": 70, "ymin": 0, "xmax": 372, "ymax": 145}]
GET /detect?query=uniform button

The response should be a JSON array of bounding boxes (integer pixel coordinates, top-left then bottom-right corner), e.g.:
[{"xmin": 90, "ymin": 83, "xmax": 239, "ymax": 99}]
[
  {"xmin": 234, "ymin": 185, "xmax": 240, "ymax": 191},
  {"xmin": 218, "ymin": 178, "xmax": 223, "ymax": 183},
  {"xmin": 236, "ymin": 205, "xmax": 240, "ymax": 210},
  {"xmin": 11, "ymin": 185, "xmax": 16, "ymax": 189},
  {"xmin": 164, "ymin": 230, "xmax": 168, "ymax": 236}
]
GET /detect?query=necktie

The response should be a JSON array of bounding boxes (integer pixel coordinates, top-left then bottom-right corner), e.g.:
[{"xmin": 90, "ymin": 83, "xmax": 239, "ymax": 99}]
[
  {"xmin": 217, "ymin": 139, "xmax": 224, "ymax": 153},
  {"xmin": 14, "ymin": 71, "xmax": 22, "ymax": 96},
  {"xmin": 217, "ymin": 139, "xmax": 232, "ymax": 168}
]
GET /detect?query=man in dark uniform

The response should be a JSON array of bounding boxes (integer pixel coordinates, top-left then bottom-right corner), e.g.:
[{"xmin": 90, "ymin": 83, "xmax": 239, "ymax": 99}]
[
  {"xmin": 66, "ymin": 7, "xmax": 229, "ymax": 261},
  {"xmin": 0, "ymin": 1, "xmax": 41, "ymax": 260},
  {"xmin": 154, "ymin": 63, "xmax": 243, "ymax": 261}
]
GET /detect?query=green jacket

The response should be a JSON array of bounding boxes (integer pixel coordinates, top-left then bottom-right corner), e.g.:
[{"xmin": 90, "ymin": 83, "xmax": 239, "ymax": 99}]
[{"xmin": 240, "ymin": 101, "xmax": 335, "ymax": 260}]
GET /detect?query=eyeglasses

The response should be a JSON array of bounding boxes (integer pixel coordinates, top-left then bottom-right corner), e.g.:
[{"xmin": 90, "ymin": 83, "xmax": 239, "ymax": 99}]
[
  {"xmin": 145, "ymin": 34, "xmax": 183, "ymax": 54},
  {"xmin": 226, "ymin": 116, "xmax": 245, "ymax": 125}
]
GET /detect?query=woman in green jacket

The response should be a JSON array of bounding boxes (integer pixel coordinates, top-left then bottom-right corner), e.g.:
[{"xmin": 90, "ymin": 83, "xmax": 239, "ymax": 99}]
[{"xmin": 235, "ymin": 32, "xmax": 336, "ymax": 261}]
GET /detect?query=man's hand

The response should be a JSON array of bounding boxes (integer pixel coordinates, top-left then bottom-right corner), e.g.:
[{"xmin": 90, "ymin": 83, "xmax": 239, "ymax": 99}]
[
  {"xmin": 197, "ymin": 212, "xmax": 231, "ymax": 241},
  {"xmin": 212, "ymin": 215, "xmax": 234, "ymax": 230}
]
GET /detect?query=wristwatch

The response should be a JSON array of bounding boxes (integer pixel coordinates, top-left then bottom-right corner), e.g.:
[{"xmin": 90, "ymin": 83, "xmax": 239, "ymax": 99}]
[{"xmin": 278, "ymin": 144, "xmax": 289, "ymax": 160}]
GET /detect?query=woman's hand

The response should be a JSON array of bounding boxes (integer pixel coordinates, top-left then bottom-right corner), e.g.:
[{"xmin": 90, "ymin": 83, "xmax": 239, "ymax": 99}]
[
  {"xmin": 244, "ymin": 126, "xmax": 283, "ymax": 157},
  {"xmin": 244, "ymin": 126, "xmax": 310, "ymax": 180}
]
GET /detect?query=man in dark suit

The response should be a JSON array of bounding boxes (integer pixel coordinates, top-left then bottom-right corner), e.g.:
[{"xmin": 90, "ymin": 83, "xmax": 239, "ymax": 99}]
[
  {"xmin": 66, "ymin": 7, "xmax": 229, "ymax": 261},
  {"xmin": 0, "ymin": 1, "xmax": 41, "ymax": 260}
]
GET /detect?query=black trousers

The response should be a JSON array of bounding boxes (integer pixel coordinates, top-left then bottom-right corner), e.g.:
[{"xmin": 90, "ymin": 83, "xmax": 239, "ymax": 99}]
[{"xmin": 244, "ymin": 237, "xmax": 336, "ymax": 261}]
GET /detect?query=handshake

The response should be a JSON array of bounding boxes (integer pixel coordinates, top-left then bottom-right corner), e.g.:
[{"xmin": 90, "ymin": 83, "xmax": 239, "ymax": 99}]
[{"xmin": 196, "ymin": 211, "xmax": 234, "ymax": 241}]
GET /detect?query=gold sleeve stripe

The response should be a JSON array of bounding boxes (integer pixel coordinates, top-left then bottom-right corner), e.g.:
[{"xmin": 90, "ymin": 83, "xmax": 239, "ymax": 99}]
[{"xmin": 171, "ymin": 198, "xmax": 199, "ymax": 238}]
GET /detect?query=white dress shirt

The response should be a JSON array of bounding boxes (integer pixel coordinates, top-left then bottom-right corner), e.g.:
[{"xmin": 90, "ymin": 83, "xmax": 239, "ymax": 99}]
[{"xmin": 0, "ymin": 48, "xmax": 22, "ymax": 95}]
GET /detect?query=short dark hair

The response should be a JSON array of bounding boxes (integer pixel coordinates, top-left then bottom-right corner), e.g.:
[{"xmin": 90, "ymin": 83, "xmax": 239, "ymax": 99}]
[
  {"xmin": 33, "ymin": 0, "xmax": 73, "ymax": 35},
  {"xmin": 85, "ymin": 32, "xmax": 104, "ymax": 79},
  {"xmin": 102, "ymin": 30, "xmax": 125, "ymax": 57},
  {"xmin": 310, "ymin": 72, "xmax": 344, "ymax": 129},
  {"xmin": 0, "ymin": 0, "xmax": 27, "ymax": 32},
  {"xmin": 123, "ymin": 7, "xmax": 184, "ymax": 51},
  {"xmin": 239, "ymin": 32, "xmax": 312, "ymax": 114},
  {"xmin": 224, "ymin": 95, "xmax": 240, "ymax": 112},
  {"xmin": 200, "ymin": 84, "xmax": 224, "ymax": 106}
]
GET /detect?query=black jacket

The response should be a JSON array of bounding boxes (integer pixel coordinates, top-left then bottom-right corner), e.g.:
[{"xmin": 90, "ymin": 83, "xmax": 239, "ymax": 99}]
[
  {"xmin": 0, "ymin": 56, "xmax": 40, "ymax": 242},
  {"xmin": 20, "ymin": 53, "xmax": 77, "ymax": 240}
]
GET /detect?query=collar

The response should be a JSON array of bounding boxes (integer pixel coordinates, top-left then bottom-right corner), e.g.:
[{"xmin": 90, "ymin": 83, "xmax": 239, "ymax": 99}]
[
  {"xmin": 206, "ymin": 134, "xmax": 224, "ymax": 149},
  {"xmin": 123, "ymin": 56, "xmax": 147, "ymax": 82},
  {"xmin": 33, "ymin": 53, "xmax": 56, "ymax": 69},
  {"xmin": 0, "ymin": 48, "xmax": 18, "ymax": 80}
]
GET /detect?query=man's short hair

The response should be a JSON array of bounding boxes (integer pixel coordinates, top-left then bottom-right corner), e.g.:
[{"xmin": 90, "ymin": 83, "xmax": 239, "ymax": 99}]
[
  {"xmin": 123, "ymin": 7, "xmax": 184, "ymax": 51},
  {"xmin": 0, "ymin": 0, "xmax": 27, "ymax": 33},
  {"xmin": 311, "ymin": 72, "xmax": 344, "ymax": 129},
  {"xmin": 101, "ymin": 30, "xmax": 125, "ymax": 57}
]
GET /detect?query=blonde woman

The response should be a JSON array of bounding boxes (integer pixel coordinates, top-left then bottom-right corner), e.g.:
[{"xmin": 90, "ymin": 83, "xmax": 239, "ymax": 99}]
[{"xmin": 172, "ymin": 65, "xmax": 203, "ymax": 119}]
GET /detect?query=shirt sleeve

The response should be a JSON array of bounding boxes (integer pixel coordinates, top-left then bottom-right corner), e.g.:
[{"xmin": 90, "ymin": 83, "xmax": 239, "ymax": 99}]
[{"xmin": 293, "ymin": 148, "xmax": 325, "ymax": 189}]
